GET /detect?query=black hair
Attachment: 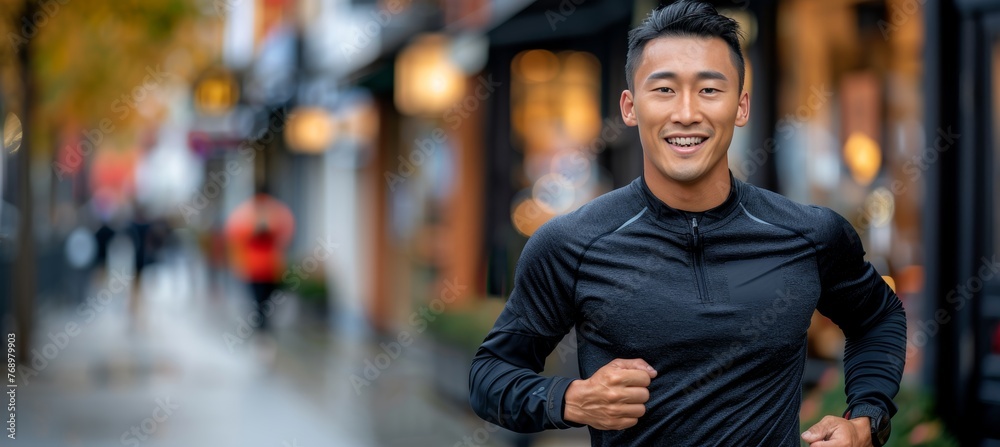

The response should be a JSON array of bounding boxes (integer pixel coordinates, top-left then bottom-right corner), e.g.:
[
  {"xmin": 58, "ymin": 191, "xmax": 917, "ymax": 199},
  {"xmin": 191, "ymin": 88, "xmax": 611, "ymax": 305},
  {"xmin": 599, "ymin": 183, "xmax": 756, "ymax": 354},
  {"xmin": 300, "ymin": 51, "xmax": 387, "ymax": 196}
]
[{"xmin": 625, "ymin": 1, "xmax": 745, "ymax": 92}]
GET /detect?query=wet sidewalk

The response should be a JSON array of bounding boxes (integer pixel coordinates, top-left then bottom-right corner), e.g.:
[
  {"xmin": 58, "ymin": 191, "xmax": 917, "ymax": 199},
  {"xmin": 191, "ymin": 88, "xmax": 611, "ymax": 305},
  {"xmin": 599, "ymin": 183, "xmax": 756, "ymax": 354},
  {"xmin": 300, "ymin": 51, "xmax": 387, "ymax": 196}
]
[
  {"xmin": 12, "ymin": 274, "xmax": 372, "ymax": 446},
  {"xmin": 9, "ymin": 251, "xmax": 588, "ymax": 447}
]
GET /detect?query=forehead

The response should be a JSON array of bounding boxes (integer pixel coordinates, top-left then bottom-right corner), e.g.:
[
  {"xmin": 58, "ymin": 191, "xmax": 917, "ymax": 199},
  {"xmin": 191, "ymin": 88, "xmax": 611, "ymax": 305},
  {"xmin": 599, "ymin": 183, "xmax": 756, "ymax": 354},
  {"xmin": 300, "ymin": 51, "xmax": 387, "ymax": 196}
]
[{"xmin": 636, "ymin": 35, "xmax": 737, "ymax": 80}]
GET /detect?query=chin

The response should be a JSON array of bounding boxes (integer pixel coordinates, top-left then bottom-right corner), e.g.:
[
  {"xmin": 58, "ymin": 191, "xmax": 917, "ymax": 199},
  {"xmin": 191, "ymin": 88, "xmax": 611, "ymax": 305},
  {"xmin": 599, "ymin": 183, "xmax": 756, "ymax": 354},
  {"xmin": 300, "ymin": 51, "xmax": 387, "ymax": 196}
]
[{"xmin": 658, "ymin": 168, "xmax": 704, "ymax": 184}]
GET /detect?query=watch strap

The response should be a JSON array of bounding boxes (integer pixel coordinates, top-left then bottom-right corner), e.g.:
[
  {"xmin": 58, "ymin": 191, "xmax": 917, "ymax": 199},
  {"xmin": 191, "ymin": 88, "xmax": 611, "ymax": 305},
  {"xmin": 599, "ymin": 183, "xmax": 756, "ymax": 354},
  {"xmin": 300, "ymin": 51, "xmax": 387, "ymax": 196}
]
[{"xmin": 845, "ymin": 403, "xmax": 890, "ymax": 447}]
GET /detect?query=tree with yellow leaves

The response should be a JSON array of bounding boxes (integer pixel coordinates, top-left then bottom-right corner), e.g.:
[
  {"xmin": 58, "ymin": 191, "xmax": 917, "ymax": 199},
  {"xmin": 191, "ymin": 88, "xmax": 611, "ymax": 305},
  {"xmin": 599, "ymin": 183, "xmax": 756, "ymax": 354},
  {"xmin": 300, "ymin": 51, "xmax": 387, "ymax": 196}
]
[{"xmin": 0, "ymin": 0, "xmax": 219, "ymax": 364}]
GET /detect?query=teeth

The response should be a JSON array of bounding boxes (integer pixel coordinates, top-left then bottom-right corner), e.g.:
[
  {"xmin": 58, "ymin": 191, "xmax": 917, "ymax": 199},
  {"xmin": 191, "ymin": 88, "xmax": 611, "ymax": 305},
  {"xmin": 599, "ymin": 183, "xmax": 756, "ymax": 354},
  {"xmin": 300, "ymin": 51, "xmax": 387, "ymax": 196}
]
[{"xmin": 667, "ymin": 137, "xmax": 706, "ymax": 147}]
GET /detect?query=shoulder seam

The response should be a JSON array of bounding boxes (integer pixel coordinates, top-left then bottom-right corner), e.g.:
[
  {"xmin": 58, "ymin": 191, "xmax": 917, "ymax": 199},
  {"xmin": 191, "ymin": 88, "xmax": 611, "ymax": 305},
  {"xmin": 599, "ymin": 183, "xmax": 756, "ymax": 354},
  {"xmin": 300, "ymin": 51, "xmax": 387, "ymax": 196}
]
[
  {"xmin": 614, "ymin": 207, "xmax": 649, "ymax": 233},
  {"xmin": 739, "ymin": 197, "xmax": 821, "ymax": 254},
  {"xmin": 569, "ymin": 205, "xmax": 649, "ymax": 305}
]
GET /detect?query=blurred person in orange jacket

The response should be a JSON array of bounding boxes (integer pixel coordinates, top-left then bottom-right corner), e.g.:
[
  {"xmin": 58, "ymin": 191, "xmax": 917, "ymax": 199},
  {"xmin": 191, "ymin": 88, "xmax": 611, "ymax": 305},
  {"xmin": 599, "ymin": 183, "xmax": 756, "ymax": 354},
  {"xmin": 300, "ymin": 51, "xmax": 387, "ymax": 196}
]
[{"xmin": 224, "ymin": 184, "xmax": 295, "ymax": 334}]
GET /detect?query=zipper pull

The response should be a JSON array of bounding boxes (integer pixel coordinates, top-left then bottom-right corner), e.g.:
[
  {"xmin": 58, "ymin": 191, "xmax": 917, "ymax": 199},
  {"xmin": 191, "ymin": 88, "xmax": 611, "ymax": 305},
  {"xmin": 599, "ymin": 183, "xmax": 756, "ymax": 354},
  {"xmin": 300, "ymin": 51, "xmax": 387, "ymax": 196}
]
[{"xmin": 691, "ymin": 217, "xmax": 700, "ymax": 246}]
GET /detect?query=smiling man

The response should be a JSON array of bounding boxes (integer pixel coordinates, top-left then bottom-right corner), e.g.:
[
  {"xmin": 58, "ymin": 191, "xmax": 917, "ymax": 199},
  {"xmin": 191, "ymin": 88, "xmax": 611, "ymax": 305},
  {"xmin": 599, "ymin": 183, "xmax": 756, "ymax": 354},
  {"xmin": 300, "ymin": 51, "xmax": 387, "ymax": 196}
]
[{"xmin": 469, "ymin": 1, "xmax": 907, "ymax": 446}]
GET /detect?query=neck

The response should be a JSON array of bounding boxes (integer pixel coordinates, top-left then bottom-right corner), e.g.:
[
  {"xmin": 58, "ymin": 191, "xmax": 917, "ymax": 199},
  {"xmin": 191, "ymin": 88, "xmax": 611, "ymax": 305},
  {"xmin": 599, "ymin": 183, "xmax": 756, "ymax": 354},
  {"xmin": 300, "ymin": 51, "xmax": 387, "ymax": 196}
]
[{"xmin": 643, "ymin": 160, "xmax": 732, "ymax": 212}]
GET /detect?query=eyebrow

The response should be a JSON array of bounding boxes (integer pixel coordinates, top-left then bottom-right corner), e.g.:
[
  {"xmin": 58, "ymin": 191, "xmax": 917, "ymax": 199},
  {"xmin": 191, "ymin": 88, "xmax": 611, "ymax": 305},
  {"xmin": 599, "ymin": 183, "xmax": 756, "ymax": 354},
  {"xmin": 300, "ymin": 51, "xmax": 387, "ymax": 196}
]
[{"xmin": 644, "ymin": 70, "xmax": 729, "ymax": 84}]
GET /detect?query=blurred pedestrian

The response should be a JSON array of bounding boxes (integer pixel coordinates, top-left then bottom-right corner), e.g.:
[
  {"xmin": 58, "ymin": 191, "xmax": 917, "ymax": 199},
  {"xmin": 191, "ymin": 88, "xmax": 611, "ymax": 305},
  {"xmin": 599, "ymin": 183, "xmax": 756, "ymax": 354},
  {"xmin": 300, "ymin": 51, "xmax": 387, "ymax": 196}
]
[
  {"xmin": 128, "ymin": 204, "xmax": 171, "ymax": 324},
  {"xmin": 224, "ymin": 185, "xmax": 295, "ymax": 335},
  {"xmin": 129, "ymin": 206, "xmax": 152, "ymax": 293},
  {"xmin": 93, "ymin": 219, "xmax": 115, "ymax": 275}
]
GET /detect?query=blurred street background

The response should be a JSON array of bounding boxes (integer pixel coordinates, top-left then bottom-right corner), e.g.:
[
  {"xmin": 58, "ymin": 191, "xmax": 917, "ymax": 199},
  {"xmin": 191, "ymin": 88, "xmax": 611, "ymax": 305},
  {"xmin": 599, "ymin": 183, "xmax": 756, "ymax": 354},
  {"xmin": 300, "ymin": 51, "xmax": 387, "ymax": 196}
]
[{"xmin": 0, "ymin": 0, "xmax": 998, "ymax": 445}]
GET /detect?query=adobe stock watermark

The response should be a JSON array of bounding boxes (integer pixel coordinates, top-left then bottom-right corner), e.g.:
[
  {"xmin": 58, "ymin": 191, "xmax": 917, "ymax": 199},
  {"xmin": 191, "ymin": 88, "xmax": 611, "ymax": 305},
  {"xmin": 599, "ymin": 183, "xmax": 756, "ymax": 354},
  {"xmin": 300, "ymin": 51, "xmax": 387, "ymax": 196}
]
[
  {"xmin": 508, "ymin": 115, "xmax": 629, "ymax": 229},
  {"xmin": 349, "ymin": 278, "xmax": 467, "ymax": 395},
  {"xmin": 684, "ymin": 288, "xmax": 802, "ymax": 395},
  {"xmin": 894, "ymin": 255, "xmax": 1000, "ymax": 365},
  {"xmin": 5, "ymin": 0, "xmax": 68, "ymax": 54},
  {"xmin": 854, "ymin": 126, "xmax": 959, "ymax": 234},
  {"xmin": 384, "ymin": 75, "xmax": 501, "ymax": 192},
  {"xmin": 339, "ymin": 0, "xmax": 412, "ymax": 61},
  {"xmin": 120, "ymin": 397, "xmax": 180, "ymax": 446},
  {"xmin": 52, "ymin": 65, "xmax": 175, "ymax": 180},
  {"xmin": 213, "ymin": 0, "xmax": 247, "ymax": 17},
  {"xmin": 383, "ymin": 127, "xmax": 446, "ymax": 193},
  {"xmin": 552, "ymin": 247, "xmax": 669, "ymax": 365},
  {"xmin": 222, "ymin": 237, "xmax": 339, "ymax": 352},
  {"xmin": 545, "ymin": 0, "xmax": 587, "ymax": 31},
  {"xmin": 547, "ymin": 0, "xmax": 749, "ymax": 31},
  {"xmin": 891, "ymin": 126, "xmax": 958, "ymax": 195},
  {"xmin": 733, "ymin": 84, "xmax": 833, "ymax": 180},
  {"xmin": 443, "ymin": 76, "xmax": 502, "ymax": 130},
  {"xmin": 452, "ymin": 417, "xmax": 505, "ymax": 447},
  {"xmin": 878, "ymin": 0, "xmax": 924, "ymax": 40},
  {"xmin": 16, "ymin": 270, "xmax": 133, "ymax": 385},
  {"xmin": 221, "ymin": 291, "xmax": 290, "ymax": 352}
]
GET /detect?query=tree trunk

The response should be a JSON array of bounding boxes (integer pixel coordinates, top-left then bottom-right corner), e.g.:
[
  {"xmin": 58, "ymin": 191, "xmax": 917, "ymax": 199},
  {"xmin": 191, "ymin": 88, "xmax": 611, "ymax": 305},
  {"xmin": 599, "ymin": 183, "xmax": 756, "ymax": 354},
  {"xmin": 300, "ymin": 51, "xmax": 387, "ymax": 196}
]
[{"xmin": 14, "ymin": 0, "xmax": 36, "ymax": 366}]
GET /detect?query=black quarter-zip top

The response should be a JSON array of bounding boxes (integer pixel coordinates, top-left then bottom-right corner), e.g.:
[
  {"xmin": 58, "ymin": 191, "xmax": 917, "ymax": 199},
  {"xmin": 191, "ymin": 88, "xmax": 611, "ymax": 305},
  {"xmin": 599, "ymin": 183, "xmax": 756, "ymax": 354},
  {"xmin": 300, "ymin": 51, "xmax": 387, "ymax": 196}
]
[
  {"xmin": 469, "ymin": 173, "xmax": 907, "ymax": 446},
  {"xmin": 689, "ymin": 216, "xmax": 710, "ymax": 303}
]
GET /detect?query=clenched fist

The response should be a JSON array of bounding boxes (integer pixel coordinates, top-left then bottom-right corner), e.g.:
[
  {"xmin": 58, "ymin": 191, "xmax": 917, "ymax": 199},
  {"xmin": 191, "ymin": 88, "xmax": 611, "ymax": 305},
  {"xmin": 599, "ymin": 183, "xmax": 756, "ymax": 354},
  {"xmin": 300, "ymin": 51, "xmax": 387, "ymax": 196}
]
[{"xmin": 563, "ymin": 358, "xmax": 657, "ymax": 430}]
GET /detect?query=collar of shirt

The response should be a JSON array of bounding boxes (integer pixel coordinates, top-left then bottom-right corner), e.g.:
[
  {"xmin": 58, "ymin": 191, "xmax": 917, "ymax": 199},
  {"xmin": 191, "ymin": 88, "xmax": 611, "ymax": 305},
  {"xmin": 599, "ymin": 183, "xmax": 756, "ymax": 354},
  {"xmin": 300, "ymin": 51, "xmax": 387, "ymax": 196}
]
[{"xmin": 633, "ymin": 170, "xmax": 744, "ymax": 233}]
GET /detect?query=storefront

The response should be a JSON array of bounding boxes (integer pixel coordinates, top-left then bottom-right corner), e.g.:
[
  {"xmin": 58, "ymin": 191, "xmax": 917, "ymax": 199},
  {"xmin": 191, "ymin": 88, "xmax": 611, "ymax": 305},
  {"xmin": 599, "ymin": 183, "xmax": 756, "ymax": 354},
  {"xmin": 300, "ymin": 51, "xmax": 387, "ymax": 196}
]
[
  {"xmin": 483, "ymin": 0, "xmax": 638, "ymax": 296},
  {"xmin": 927, "ymin": 0, "xmax": 1000, "ymax": 442},
  {"xmin": 483, "ymin": 0, "xmax": 996, "ymax": 441},
  {"xmin": 348, "ymin": 0, "xmax": 996, "ymax": 439}
]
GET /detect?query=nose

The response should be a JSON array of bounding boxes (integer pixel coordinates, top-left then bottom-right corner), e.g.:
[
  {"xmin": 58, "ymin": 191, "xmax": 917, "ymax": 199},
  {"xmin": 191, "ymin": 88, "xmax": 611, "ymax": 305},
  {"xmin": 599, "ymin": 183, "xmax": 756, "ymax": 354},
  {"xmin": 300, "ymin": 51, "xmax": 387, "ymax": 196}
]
[{"xmin": 671, "ymin": 92, "xmax": 702, "ymax": 126}]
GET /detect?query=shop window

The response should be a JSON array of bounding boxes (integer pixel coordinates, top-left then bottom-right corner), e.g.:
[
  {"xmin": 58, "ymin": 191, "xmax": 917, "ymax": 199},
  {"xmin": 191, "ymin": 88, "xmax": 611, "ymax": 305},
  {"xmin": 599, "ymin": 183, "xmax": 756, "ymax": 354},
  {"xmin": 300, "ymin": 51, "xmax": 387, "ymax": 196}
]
[
  {"xmin": 776, "ymin": 0, "xmax": 923, "ymax": 370},
  {"xmin": 509, "ymin": 50, "xmax": 602, "ymax": 236}
]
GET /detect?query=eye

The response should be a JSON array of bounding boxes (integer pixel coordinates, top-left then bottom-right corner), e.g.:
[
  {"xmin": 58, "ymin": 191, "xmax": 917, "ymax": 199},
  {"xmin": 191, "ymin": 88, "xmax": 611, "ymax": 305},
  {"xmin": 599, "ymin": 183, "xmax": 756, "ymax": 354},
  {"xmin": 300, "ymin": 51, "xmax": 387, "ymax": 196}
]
[
  {"xmin": 654, "ymin": 87, "xmax": 674, "ymax": 93},
  {"xmin": 701, "ymin": 88, "xmax": 720, "ymax": 94}
]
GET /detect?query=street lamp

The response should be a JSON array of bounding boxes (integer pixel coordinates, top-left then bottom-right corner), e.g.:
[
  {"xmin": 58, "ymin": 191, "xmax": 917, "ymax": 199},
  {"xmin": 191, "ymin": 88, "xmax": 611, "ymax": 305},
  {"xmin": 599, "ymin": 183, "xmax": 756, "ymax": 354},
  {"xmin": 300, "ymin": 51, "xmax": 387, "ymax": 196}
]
[
  {"xmin": 194, "ymin": 68, "xmax": 240, "ymax": 116},
  {"xmin": 284, "ymin": 106, "xmax": 337, "ymax": 154},
  {"xmin": 394, "ymin": 34, "xmax": 464, "ymax": 116}
]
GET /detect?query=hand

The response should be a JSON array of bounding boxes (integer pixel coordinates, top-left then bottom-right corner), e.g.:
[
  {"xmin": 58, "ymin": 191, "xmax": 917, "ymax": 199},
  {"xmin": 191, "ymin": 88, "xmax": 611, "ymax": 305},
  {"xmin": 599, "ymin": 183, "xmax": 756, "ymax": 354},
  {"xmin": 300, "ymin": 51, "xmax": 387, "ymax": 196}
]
[
  {"xmin": 563, "ymin": 358, "xmax": 657, "ymax": 430},
  {"xmin": 801, "ymin": 415, "xmax": 872, "ymax": 446}
]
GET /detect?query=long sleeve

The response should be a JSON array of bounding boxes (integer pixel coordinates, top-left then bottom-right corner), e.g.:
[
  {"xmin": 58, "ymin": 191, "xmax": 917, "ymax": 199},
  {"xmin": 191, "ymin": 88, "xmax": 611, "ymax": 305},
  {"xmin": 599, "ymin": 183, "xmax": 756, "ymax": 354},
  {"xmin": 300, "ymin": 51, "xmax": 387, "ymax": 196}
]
[
  {"xmin": 814, "ymin": 208, "xmax": 908, "ymax": 418},
  {"xmin": 469, "ymin": 219, "xmax": 583, "ymax": 433}
]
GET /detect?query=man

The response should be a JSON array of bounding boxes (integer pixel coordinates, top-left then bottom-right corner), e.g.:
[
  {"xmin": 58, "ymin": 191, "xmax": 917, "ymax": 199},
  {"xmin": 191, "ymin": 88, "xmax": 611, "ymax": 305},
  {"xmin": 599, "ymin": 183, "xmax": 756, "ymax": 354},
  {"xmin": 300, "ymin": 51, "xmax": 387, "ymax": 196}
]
[{"xmin": 468, "ymin": 1, "xmax": 907, "ymax": 446}]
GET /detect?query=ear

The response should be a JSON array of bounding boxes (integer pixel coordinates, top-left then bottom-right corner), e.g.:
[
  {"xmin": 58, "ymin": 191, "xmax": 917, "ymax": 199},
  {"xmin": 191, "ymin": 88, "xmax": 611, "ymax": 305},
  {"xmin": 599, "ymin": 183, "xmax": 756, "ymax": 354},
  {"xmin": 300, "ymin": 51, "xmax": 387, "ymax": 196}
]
[
  {"xmin": 735, "ymin": 89, "xmax": 750, "ymax": 127},
  {"xmin": 620, "ymin": 89, "xmax": 638, "ymax": 127}
]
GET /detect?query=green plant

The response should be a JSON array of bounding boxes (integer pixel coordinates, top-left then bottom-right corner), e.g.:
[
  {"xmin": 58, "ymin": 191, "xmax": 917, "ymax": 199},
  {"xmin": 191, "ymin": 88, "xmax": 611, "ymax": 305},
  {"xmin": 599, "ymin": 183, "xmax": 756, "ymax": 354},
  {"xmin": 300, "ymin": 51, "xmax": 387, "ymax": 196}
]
[
  {"xmin": 280, "ymin": 259, "xmax": 329, "ymax": 303},
  {"xmin": 425, "ymin": 299, "xmax": 505, "ymax": 353}
]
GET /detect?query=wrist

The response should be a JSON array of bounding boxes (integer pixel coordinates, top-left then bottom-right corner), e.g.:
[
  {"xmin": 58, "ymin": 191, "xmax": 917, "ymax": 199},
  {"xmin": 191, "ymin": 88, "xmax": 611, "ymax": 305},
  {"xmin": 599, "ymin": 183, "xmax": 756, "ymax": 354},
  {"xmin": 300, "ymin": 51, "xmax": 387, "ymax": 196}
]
[
  {"xmin": 849, "ymin": 417, "xmax": 873, "ymax": 446},
  {"xmin": 845, "ymin": 403, "xmax": 891, "ymax": 447},
  {"xmin": 563, "ymin": 379, "xmax": 589, "ymax": 426}
]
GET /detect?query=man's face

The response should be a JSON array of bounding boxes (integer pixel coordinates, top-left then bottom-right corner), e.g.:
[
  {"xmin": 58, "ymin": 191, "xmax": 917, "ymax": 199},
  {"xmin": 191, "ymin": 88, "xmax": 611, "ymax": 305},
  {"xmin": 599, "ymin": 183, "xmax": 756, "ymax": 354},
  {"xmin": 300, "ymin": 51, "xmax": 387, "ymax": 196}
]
[{"xmin": 620, "ymin": 36, "xmax": 749, "ymax": 185}]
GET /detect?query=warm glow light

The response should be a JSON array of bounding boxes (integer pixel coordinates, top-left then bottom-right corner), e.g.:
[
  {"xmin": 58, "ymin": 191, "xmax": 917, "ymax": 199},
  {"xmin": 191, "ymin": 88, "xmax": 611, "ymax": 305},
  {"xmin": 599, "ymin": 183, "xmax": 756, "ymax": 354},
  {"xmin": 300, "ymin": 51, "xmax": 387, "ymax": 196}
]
[
  {"xmin": 561, "ymin": 88, "xmax": 601, "ymax": 142},
  {"xmin": 194, "ymin": 69, "xmax": 239, "ymax": 115},
  {"xmin": 395, "ymin": 34, "xmax": 465, "ymax": 116},
  {"xmin": 343, "ymin": 100, "xmax": 379, "ymax": 145},
  {"xmin": 285, "ymin": 107, "xmax": 336, "ymax": 154},
  {"xmin": 517, "ymin": 50, "xmax": 559, "ymax": 83},
  {"xmin": 843, "ymin": 132, "xmax": 882, "ymax": 186},
  {"xmin": 511, "ymin": 197, "xmax": 555, "ymax": 237},
  {"xmin": 511, "ymin": 50, "xmax": 601, "ymax": 154},
  {"xmin": 562, "ymin": 51, "xmax": 600, "ymax": 82}
]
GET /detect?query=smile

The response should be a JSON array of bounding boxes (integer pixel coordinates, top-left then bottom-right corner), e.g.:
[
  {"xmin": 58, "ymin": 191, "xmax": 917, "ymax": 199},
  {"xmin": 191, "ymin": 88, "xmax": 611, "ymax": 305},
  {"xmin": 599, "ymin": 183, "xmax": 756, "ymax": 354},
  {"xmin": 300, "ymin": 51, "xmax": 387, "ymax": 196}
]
[
  {"xmin": 666, "ymin": 136, "xmax": 707, "ymax": 147},
  {"xmin": 664, "ymin": 136, "xmax": 708, "ymax": 154}
]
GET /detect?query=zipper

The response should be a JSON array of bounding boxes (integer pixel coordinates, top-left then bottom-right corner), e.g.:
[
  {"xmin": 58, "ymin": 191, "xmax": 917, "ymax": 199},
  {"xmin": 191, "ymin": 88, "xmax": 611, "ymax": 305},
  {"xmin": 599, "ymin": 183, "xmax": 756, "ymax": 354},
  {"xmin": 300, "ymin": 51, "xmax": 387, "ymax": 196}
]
[{"xmin": 690, "ymin": 217, "xmax": 710, "ymax": 303}]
